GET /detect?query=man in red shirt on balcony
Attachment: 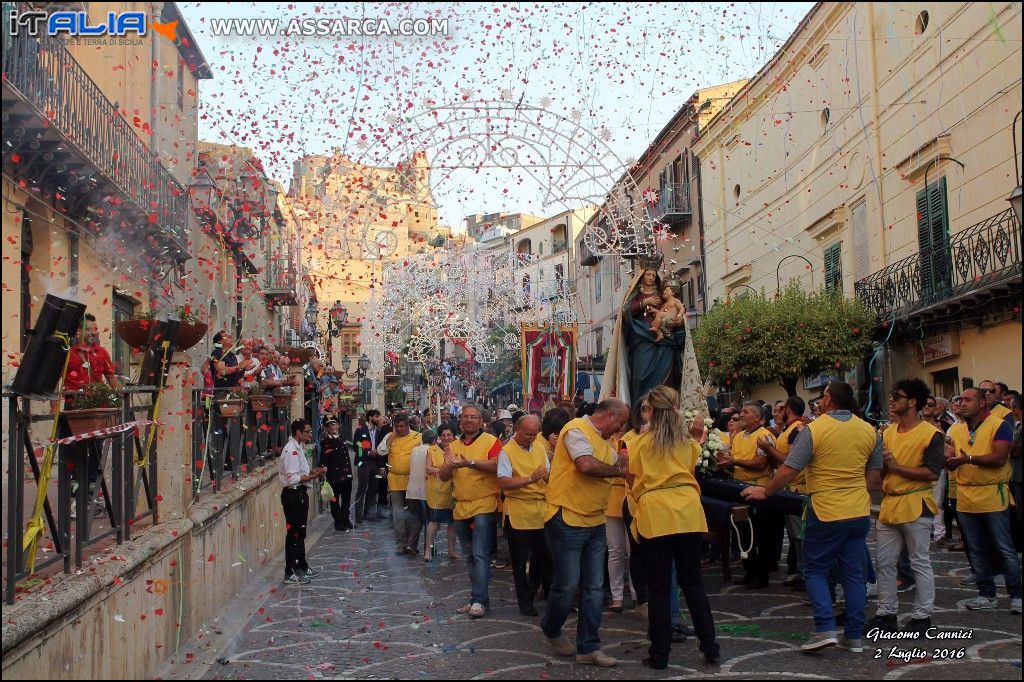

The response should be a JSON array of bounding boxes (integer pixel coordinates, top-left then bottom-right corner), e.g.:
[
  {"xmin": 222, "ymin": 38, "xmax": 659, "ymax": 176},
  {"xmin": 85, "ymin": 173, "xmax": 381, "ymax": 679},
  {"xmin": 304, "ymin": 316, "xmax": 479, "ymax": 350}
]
[
  {"xmin": 63, "ymin": 313, "xmax": 122, "ymax": 519},
  {"xmin": 64, "ymin": 313, "xmax": 122, "ymax": 397}
]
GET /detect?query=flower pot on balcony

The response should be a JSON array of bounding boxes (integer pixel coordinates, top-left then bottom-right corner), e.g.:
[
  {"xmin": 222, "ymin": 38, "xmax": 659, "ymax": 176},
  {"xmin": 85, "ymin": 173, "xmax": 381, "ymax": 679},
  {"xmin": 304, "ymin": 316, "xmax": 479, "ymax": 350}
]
[
  {"xmin": 281, "ymin": 346, "xmax": 316, "ymax": 364},
  {"xmin": 116, "ymin": 320, "xmax": 209, "ymax": 352},
  {"xmin": 63, "ymin": 408, "xmax": 121, "ymax": 437},
  {"xmin": 273, "ymin": 389, "xmax": 292, "ymax": 408},
  {"xmin": 217, "ymin": 399, "xmax": 245, "ymax": 418},
  {"xmin": 249, "ymin": 395, "xmax": 274, "ymax": 412}
]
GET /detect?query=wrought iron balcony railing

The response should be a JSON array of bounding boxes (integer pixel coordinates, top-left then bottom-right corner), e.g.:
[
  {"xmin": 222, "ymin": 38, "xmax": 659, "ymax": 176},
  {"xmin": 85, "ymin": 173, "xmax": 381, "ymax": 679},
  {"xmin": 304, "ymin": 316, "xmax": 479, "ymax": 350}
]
[
  {"xmin": 2, "ymin": 29, "xmax": 188, "ymax": 255},
  {"xmin": 854, "ymin": 208, "xmax": 1022, "ymax": 320},
  {"xmin": 264, "ymin": 254, "xmax": 298, "ymax": 305},
  {"xmin": 652, "ymin": 183, "xmax": 692, "ymax": 223}
]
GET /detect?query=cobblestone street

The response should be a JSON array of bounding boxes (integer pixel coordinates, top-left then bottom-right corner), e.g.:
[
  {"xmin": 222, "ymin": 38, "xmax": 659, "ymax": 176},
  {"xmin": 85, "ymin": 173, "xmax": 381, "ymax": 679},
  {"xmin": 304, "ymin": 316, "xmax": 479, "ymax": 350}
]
[{"xmin": 155, "ymin": 513, "xmax": 1023, "ymax": 680}]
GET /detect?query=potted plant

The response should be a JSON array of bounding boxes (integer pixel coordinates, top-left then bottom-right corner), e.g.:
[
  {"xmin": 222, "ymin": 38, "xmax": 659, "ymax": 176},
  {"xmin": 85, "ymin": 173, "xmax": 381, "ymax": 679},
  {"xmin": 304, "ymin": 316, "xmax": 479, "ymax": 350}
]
[
  {"xmin": 64, "ymin": 382, "xmax": 123, "ymax": 436},
  {"xmin": 247, "ymin": 385, "xmax": 274, "ymax": 412},
  {"xmin": 116, "ymin": 306, "xmax": 209, "ymax": 352},
  {"xmin": 273, "ymin": 386, "xmax": 293, "ymax": 408},
  {"xmin": 216, "ymin": 389, "xmax": 246, "ymax": 418}
]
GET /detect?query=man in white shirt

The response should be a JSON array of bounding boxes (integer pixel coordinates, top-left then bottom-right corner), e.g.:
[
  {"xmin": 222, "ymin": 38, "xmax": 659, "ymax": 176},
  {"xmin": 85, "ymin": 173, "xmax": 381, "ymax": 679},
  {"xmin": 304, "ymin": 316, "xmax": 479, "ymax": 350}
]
[{"xmin": 279, "ymin": 419, "xmax": 326, "ymax": 585}]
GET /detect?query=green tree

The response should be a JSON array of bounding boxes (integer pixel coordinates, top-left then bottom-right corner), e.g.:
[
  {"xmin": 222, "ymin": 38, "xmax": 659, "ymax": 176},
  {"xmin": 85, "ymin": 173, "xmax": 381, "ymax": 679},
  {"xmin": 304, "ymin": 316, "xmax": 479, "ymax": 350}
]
[{"xmin": 694, "ymin": 282, "xmax": 876, "ymax": 397}]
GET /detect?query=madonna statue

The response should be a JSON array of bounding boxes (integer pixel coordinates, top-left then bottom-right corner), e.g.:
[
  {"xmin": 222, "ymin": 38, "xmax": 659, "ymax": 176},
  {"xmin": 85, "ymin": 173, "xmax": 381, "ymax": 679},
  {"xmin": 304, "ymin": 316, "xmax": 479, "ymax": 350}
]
[{"xmin": 600, "ymin": 258, "xmax": 705, "ymax": 411}]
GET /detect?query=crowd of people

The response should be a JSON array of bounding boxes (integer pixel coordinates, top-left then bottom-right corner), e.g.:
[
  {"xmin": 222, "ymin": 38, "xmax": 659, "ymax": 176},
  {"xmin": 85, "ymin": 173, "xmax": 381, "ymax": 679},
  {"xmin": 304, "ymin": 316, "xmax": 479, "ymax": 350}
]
[{"xmin": 273, "ymin": 369, "xmax": 1022, "ymax": 669}]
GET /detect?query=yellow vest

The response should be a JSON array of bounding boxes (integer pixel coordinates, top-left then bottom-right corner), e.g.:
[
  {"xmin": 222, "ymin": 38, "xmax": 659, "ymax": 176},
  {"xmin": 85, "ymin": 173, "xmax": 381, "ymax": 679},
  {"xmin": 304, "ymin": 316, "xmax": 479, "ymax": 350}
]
[
  {"xmin": 502, "ymin": 438, "xmax": 549, "ymax": 530},
  {"xmin": 451, "ymin": 432, "xmax": 501, "ymax": 520},
  {"xmin": 880, "ymin": 421, "xmax": 940, "ymax": 524},
  {"xmin": 628, "ymin": 431, "xmax": 707, "ymax": 540},
  {"xmin": 387, "ymin": 432, "xmax": 423, "ymax": 492},
  {"xmin": 777, "ymin": 421, "xmax": 806, "ymax": 493},
  {"xmin": 426, "ymin": 445, "xmax": 455, "ymax": 510},
  {"xmin": 621, "ymin": 430, "xmax": 641, "ymax": 515},
  {"xmin": 805, "ymin": 414, "xmax": 877, "ymax": 522},
  {"xmin": 990, "ymin": 403, "xmax": 1011, "ymax": 421},
  {"xmin": 950, "ymin": 414, "xmax": 1013, "ymax": 513},
  {"xmin": 546, "ymin": 417, "xmax": 617, "ymax": 527},
  {"xmin": 731, "ymin": 426, "xmax": 773, "ymax": 486}
]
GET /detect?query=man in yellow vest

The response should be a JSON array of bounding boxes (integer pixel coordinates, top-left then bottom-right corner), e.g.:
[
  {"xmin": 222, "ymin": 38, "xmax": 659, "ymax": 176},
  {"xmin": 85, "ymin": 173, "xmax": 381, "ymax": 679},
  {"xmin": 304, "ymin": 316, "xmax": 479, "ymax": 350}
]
[
  {"xmin": 742, "ymin": 381, "xmax": 881, "ymax": 654},
  {"xmin": 497, "ymin": 414, "xmax": 552, "ymax": 616},
  {"xmin": 540, "ymin": 398, "xmax": 629, "ymax": 667},
  {"xmin": 382, "ymin": 414, "xmax": 424, "ymax": 554},
  {"xmin": 979, "ymin": 380, "xmax": 1013, "ymax": 422},
  {"xmin": 868, "ymin": 378, "xmax": 943, "ymax": 636},
  {"xmin": 719, "ymin": 401, "xmax": 784, "ymax": 589},
  {"xmin": 946, "ymin": 386, "xmax": 1020, "ymax": 613},
  {"xmin": 439, "ymin": 404, "xmax": 504, "ymax": 619},
  {"xmin": 756, "ymin": 395, "xmax": 807, "ymax": 589}
]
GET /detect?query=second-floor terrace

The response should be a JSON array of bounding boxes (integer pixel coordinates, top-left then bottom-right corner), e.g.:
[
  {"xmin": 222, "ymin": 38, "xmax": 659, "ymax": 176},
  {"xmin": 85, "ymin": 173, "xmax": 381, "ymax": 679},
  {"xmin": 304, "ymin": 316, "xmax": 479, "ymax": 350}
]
[
  {"xmin": 2, "ymin": 27, "xmax": 189, "ymax": 262},
  {"xmin": 651, "ymin": 182, "xmax": 692, "ymax": 228},
  {"xmin": 854, "ymin": 207, "xmax": 1021, "ymax": 325}
]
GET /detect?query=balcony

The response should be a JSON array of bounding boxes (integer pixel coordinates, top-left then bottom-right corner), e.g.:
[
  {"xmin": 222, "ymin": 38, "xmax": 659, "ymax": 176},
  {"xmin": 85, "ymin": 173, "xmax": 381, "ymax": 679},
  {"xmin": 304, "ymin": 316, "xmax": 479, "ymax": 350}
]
[
  {"xmin": 854, "ymin": 208, "xmax": 1022, "ymax": 322},
  {"xmin": 552, "ymin": 240, "xmax": 568, "ymax": 255},
  {"xmin": 2, "ymin": 29, "xmax": 189, "ymax": 262},
  {"xmin": 264, "ymin": 254, "xmax": 298, "ymax": 306},
  {"xmin": 652, "ymin": 183, "xmax": 692, "ymax": 227}
]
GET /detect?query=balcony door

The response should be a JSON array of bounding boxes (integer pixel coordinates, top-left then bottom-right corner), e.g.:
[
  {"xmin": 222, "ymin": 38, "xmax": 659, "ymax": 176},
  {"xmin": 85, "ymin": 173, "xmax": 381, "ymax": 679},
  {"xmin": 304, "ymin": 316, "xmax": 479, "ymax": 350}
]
[{"xmin": 916, "ymin": 177, "xmax": 951, "ymax": 303}]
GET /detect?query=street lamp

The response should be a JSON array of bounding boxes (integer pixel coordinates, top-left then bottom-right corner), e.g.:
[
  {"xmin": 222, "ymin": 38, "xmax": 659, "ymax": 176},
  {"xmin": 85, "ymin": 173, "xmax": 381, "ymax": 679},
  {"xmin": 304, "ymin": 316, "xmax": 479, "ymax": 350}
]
[
  {"xmin": 304, "ymin": 300, "xmax": 319, "ymax": 341},
  {"xmin": 1010, "ymin": 111, "xmax": 1022, "ymax": 225},
  {"xmin": 775, "ymin": 254, "xmax": 814, "ymax": 295}
]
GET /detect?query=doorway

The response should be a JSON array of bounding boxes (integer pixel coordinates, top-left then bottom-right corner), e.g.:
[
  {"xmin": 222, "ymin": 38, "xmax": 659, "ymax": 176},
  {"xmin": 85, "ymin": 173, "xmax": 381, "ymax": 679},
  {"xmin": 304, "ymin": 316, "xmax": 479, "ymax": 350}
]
[{"xmin": 931, "ymin": 367, "xmax": 959, "ymax": 400}]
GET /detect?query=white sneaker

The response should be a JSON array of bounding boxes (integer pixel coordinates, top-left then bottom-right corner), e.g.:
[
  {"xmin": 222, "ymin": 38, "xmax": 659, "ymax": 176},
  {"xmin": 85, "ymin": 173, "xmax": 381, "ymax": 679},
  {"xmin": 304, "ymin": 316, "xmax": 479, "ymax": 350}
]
[
  {"xmin": 801, "ymin": 631, "xmax": 838, "ymax": 653},
  {"xmin": 469, "ymin": 602, "xmax": 486, "ymax": 618},
  {"xmin": 838, "ymin": 636, "xmax": 863, "ymax": 653},
  {"xmin": 1010, "ymin": 597, "xmax": 1022, "ymax": 614},
  {"xmin": 964, "ymin": 596, "xmax": 997, "ymax": 610}
]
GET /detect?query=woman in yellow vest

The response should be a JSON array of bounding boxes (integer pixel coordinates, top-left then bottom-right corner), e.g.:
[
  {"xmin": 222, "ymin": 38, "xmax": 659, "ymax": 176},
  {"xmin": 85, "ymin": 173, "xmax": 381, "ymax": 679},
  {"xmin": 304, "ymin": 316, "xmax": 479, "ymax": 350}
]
[
  {"xmin": 424, "ymin": 426, "xmax": 460, "ymax": 562},
  {"xmin": 627, "ymin": 386, "xmax": 720, "ymax": 669},
  {"xmin": 871, "ymin": 379, "xmax": 943, "ymax": 636},
  {"xmin": 946, "ymin": 386, "xmax": 1020, "ymax": 613},
  {"xmin": 497, "ymin": 414, "xmax": 552, "ymax": 616}
]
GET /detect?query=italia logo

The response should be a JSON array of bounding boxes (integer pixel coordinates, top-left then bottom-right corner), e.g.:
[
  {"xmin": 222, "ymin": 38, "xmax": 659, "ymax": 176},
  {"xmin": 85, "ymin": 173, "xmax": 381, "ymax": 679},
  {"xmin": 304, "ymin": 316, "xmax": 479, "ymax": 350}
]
[{"xmin": 7, "ymin": 10, "xmax": 178, "ymax": 41}]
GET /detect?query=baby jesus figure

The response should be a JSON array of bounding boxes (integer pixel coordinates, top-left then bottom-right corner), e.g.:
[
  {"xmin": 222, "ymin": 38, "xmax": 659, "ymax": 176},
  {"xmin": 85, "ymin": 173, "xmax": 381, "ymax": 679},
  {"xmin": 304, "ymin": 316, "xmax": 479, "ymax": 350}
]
[{"xmin": 647, "ymin": 283, "xmax": 685, "ymax": 341}]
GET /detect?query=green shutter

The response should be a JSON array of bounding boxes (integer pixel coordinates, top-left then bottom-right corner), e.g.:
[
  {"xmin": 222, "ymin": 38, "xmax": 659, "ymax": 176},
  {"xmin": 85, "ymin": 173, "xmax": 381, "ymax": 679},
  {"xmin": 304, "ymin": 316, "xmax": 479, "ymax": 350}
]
[
  {"xmin": 916, "ymin": 177, "xmax": 951, "ymax": 300},
  {"xmin": 824, "ymin": 242, "xmax": 843, "ymax": 291}
]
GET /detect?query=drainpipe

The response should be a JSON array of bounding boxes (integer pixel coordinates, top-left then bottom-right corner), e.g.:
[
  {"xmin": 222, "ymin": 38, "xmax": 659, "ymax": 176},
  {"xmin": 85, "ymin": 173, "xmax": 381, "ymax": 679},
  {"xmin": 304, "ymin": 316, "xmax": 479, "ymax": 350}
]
[{"xmin": 867, "ymin": 3, "xmax": 888, "ymax": 269}]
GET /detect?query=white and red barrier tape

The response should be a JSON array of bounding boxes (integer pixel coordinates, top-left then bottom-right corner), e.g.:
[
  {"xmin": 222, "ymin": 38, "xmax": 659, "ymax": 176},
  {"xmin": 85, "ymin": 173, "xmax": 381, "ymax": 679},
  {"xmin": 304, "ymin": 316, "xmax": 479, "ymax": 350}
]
[{"xmin": 53, "ymin": 420, "xmax": 158, "ymax": 445}]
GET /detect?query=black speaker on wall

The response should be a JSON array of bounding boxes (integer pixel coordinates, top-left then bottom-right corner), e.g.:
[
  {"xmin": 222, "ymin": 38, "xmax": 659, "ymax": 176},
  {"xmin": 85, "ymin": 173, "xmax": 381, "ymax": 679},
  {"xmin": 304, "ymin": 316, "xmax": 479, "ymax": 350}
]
[{"xmin": 11, "ymin": 294, "xmax": 87, "ymax": 398}]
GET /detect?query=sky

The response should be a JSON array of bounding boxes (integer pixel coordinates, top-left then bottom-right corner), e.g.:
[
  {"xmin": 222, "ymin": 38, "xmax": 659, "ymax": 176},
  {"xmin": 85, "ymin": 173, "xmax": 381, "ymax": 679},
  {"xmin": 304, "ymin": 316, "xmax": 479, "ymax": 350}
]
[{"xmin": 180, "ymin": 2, "xmax": 816, "ymax": 231}]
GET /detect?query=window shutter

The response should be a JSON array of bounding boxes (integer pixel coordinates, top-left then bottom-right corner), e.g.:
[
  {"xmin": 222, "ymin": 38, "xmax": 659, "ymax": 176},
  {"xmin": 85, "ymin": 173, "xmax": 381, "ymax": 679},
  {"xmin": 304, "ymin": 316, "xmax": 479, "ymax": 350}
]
[
  {"xmin": 916, "ymin": 177, "xmax": 950, "ymax": 300},
  {"xmin": 824, "ymin": 242, "xmax": 843, "ymax": 292}
]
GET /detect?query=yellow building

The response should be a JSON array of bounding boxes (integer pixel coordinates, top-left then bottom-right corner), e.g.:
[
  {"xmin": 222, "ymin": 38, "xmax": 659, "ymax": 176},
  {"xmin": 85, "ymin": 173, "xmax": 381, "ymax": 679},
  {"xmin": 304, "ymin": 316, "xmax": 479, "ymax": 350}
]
[
  {"xmin": 2, "ymin": 2, "xmax": 212, "ymax": 383},
  {"xmin": 693, "ymin": 2, "xmax": 1022, "ymax": 407},
  {"xmin": 290, "ymin": 150, "xmax": 450, "ymax": 367}
]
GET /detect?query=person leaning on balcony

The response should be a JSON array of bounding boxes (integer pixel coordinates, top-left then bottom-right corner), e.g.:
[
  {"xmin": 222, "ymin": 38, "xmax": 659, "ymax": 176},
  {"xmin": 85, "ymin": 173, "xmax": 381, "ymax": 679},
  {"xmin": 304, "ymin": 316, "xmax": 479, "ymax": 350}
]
[
  {"xmin": 63, "ymin": 313, "xmax": 122, "ymax": 517},
  {"xmin": 742, "ymin": 381, "xmax": 882, "ymax": 654},
  {"xmin": 945, "ymin": 387, "xmax": 1021, "ymax": 614},
  {"xmin": 211, "ymin": 331, "xmax": 244, "ymax": 389}
]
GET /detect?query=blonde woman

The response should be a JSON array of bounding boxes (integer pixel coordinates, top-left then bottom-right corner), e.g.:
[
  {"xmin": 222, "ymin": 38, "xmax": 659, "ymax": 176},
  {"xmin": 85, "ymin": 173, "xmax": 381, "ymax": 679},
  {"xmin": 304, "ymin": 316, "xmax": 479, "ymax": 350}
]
[
  {"xmin": 424, "ymin": 426, "xmax": 461, "ymax": 561},
  {"xmin": 627, "ymin": 386, "xmax": 720, "ymax": 669}
]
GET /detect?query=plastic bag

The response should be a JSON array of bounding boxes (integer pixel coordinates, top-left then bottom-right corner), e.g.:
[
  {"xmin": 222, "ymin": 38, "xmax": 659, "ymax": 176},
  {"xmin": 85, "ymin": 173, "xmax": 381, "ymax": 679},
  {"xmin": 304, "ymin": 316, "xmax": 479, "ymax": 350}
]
[{"xmin": 320, "ymin": 479, "xmax": 334, "ymax": 499}]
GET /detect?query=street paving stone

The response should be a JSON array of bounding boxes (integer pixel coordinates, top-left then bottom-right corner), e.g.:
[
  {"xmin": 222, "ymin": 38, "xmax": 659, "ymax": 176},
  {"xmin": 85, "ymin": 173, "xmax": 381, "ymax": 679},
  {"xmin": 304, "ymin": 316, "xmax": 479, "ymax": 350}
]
[{"xmin": 155, "ymin": 513, "xmax": 1023, "ymax": 680}]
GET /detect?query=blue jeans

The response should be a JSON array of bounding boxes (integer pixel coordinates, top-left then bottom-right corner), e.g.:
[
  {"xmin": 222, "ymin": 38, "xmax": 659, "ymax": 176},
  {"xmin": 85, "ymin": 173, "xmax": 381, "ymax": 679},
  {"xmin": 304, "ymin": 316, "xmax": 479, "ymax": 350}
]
[
  {"xmin": 958, "ymin": 509, "xmax": 1022, "ymax": 599},
  {"xmin": 804, "ymin": 507, "xmax": 870, "ymax": 639},
  {"xmin": 541, "ymin": 510, "xmax": 607, "ymax": 654},
  {"xmin": 454, "ymin": 512, "xmax": 498, "ymax": 607}
]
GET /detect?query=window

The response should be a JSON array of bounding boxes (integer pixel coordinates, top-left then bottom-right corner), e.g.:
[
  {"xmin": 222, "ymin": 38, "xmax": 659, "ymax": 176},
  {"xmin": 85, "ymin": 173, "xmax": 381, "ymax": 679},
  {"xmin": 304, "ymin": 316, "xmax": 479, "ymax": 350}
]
[
  {"xmin": 851, "ymin": 199, "xmax": 870, "ymax": 279},
  {"xmin": 595, "ymin": 328, "xmax": 604, "ymax": 359},
  {"xmin": 112, "ymin": 294, "xmax": 135, "ymax": 377},
  {"xmin": 555, "ymin": 264, "xmax": 564, "ymax": 288},
  {"xmin": 916, "ymin": 177, "xmax": 951, "ymax": 300},
  {"xmin": 824, "ymin": 242, "xmax": 843, "ymax": 292},
  {"xmin": 594, "ymin": 266, "xmax": 602, "ymax": 303},
  {"xmin": 915, "ymin": 10, "xmax": 929, "ymax": 35},
  {"xmin": 176, "ymin": 61, "xmax": 185, "ymax": 110},
  {"xmin": 539, "ymin": 242, "xmax": 544, "ymax": 256},
  {"xmin": 522, "ymin": 274, "xmax": 531, "ymax": 299},
  {"xmin": 612, "ymin": 258, "xmax": 621, "ymax": 291},
  {"xmin": 340, "ymin": 331, "xmax": 359, "ymax": 358}
]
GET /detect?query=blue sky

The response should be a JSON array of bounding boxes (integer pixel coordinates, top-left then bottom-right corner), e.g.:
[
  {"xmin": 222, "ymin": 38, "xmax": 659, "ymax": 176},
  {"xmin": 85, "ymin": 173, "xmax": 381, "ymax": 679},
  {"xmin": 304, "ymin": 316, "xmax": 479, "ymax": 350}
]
[{"xmin": 180, "ymin": 2, "xmax": 815, "ymax": 230}]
